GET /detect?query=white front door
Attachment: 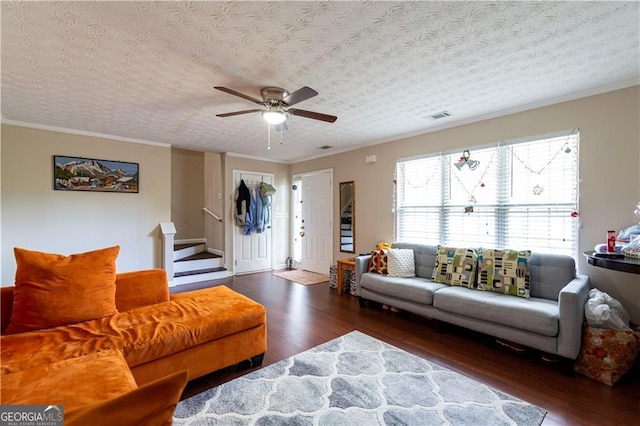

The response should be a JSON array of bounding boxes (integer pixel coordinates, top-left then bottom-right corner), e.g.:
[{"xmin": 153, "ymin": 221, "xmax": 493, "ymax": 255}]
[
  {"xmin": 234, "ymin": 171, "xmax": 273, "ymax": 274},
  {"xmin": 299, "ymin": 170, "xmax": 332, "ymax": 274}
]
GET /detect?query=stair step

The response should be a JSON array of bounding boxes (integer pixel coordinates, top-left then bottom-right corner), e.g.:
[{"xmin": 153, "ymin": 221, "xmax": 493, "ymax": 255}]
[
  {"xmin": 174, "ymin": 242, "xmax": 205, "ymax": 251},
  {"xmin": 175, "ymin": 251, "xmax": 222, "ymax": 262},
  {"xmin": 173, "ymin": 241, "xmax": 207, "ymax": 261},
  {"xmin": 174, "ymin": 267, "xmax": 227, "ymax": 278}
]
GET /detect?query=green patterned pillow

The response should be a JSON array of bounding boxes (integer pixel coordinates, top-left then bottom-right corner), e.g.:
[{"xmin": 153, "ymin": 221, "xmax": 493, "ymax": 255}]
[
  {"xmin": 432, "ymin": 247, "xmax": 477, "ymax": 288},
  {"xmin": 477, "ymin": 249, "xmax": 531, "ymax": 298}
]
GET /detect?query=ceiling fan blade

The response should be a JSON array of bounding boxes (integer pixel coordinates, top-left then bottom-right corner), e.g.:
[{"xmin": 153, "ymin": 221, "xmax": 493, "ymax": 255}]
[
  {"xmin": 289, "ymin": 108, "xmax": 337, "ymax": 123},
  {"xmin": 216, "ymin": 109, "xmax": 262, "ymax": 118},
  {"xmin": 214, "ymin": 86, "xmax": 263, "ymax": 105},
  {"xmin": 275, "ymin": 122, "xmax": 288, "ymax": 132},
  {"xmin": 282, "ymin": 86, "xmax": 318, "ymax": 106}
]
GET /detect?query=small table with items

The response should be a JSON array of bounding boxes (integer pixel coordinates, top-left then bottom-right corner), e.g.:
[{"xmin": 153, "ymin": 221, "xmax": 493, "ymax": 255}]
[
  {"xmin": 583, "ymin": 251, "xmax": 640, "ymax": 275},
  {"xmin": 336, "ymin": 257, "xmax": 356, "ymax": 295}
]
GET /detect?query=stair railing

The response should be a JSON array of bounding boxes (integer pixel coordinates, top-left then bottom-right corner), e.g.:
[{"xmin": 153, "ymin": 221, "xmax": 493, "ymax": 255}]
[{"xmin": 203, "ymin": 207, "xmax": 222, "ymax": 222}]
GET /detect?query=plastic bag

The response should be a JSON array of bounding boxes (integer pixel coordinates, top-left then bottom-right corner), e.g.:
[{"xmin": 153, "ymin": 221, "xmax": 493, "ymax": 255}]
[
  {"xmin": 584, "ymin": 288, "xmax": 631, "ymax": 330},
  {"xmin": 617, "ymin": 223, "xmax": 640, "ymax": 242}
]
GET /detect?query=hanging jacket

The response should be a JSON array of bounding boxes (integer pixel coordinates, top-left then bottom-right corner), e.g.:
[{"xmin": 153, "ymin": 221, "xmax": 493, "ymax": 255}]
[
  {"xmin": 255, "ymin": 189, "xmax": 266, "ymax": 233},
  {"xmin": 235, "ymin": 179, "xmax": 251, "ymax": 226},
  {"xmin": 261, "ymin": 197, "xmax": 271, "ymax": 230},
  {"xmin": 243, "ymin": 188, "xmax": 258, "ymax": 235}
]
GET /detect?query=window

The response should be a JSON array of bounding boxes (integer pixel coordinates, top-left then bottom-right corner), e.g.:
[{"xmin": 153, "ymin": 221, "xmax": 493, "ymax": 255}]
[{"xmin": 395, "ymin": 130, "xmax": 579, "ymax": 258}]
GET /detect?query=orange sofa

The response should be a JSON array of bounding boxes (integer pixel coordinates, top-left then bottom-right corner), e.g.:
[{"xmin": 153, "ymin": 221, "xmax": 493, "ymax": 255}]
[{"xmin": 1, "ymin": 268, "xmax": 267, "ymax": 422}]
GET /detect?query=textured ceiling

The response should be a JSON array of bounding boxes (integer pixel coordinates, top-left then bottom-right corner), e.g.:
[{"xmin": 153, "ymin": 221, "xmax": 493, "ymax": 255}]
[{"xmin": 1, "ymin": 1, "xmax": 639, "ymax": 163}]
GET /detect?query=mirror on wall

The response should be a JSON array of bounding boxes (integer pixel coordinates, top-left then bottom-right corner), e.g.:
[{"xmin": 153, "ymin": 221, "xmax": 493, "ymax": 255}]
[{"xmin": 339, "ymin": 181, "xmax": 355, "ymax": 253}]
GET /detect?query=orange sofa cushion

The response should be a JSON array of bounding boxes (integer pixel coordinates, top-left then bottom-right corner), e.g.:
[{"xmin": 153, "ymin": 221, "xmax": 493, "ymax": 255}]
[
  {"xmin": 65, "ymin": 370, "xmax": 187, "ymax": 426},
  {"xmin": 115, "ymin": 269, "xmax": 170, "ymax": 312},
  {"xmin": 6, "ymin": 246, "xmax": 120, "ymax": 334},
  {"xmin": 0, "ymin": 349, "xmax": 137, "ymax": 411},
  {"xmin": 1, "ymin": 286, "xmax": 266, "ymax": 374}
]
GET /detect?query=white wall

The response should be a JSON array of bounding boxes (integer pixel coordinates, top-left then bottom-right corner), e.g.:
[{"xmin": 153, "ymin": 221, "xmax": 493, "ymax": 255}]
[
  {"xmin": 292, "ymin": 86, "xmax": 640, "ymax": 322},
  {"xmin": 1, "ymin": 124, "xmax": 171, "ymax": 284},
  {"xmin": 204, "ymin": 152, "xmax": 224, "ymax": 252},
  {"xmin": 171, "ymin": 148, "xmax": 204, "ymax": 240}
]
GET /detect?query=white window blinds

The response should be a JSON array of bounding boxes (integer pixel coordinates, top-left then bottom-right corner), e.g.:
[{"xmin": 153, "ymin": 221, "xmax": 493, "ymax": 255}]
[{"xmin": 395, "ymin": 130, "xmax": 579, "ymax": 258}]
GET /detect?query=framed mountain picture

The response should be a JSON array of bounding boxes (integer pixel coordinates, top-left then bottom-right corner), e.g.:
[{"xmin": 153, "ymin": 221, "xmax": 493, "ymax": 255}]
[{"xmin": 53, "ymin": 155, "xmax": 139, "ymax": 193}]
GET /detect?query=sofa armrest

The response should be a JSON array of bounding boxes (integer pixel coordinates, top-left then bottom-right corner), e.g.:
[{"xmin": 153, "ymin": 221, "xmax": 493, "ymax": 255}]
[
  {"xmin": 354, "ymin": 255, "xmax": 371, "ymax": 297},
  {"xmin": 115, "ymin": 269, "xmax": 170, "ymax": 312},
  {"xmin": 557, "ymin": 274, "xmax": 591, "ymax": 359}
]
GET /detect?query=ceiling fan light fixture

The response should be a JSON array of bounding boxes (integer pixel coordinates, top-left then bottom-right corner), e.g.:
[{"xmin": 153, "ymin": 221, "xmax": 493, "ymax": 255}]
[{"xmin": 262, "ymin": 108, "xmax": 287, "ymax": 125}]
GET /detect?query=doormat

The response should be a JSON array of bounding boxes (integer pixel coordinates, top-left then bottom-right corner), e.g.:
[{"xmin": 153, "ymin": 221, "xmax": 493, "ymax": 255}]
[{"xmin": 272, "ymin": 269, "xmax": 329, "ymax": 285}]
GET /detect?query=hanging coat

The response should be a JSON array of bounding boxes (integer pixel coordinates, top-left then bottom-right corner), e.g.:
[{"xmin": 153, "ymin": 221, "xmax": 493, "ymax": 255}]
[{"xmin": 235, "ymin": 179, "xmax": 251, "ymax": 226}]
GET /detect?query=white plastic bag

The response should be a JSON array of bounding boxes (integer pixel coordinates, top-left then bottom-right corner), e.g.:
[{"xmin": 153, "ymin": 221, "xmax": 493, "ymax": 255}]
[{"xmin": 584, "ymin": 288, "xmax": 631, "ymax": 330}]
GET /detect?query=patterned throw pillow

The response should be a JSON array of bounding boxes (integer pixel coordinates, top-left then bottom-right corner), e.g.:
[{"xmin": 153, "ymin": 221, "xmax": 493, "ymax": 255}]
[
  {"xmin": 368, "ymin": 250, "xmax": 380, "ymax": 273},
  {"xmin": 574, "ymin": 326, "xmax": 640, "ymax": 386},
  {"xmin": 387, "ymin": 249, "xmax": 415, "ymax": 278},
  {"xmin": 432, "ymin": 247, "xmax": 477, "ymax": 288},
  {"xmin": 367, "ymin": 249, "xmax": 388, "ymax": 275},
  {"xmin": 377, "ymin": 249, "xmax": 388, "ymax": 275},
  {"xmin": 477, "ymin": 249, "xmax": 531, "ymax": 298}
]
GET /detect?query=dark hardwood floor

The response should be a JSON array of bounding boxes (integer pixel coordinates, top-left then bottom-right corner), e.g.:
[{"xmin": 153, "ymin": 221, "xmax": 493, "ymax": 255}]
[{"xmin": 172, "ymin": 272, "xmax": 640, "ymax": 425}]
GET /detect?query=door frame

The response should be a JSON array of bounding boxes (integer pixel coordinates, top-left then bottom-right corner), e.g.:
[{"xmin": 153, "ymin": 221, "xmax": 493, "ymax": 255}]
[
  {"xmin": 291, "ymin": 168, "xmax": 333, "ymax": 271},
  {"xmin": 232, "ymin": 169, "xmax": 275, "ymax": 275}
]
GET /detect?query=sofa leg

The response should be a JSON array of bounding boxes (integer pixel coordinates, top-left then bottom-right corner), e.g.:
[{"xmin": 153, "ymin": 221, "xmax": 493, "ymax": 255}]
[
  {"xmin": 238, "ymin": 353, "xmax": 265, "ymax": 370},
  {"xmin": 431, "ymin": 319, "xmax": 446, "ymax": 333},
  {"xmin": 559, "ymin": 358, "xmax": 575, "ymax": 377},
  {"xmin": 358, "ymin": 297, "xmax": 367, "ymax": 308},
  {"xmin": 250, "ymin": 353, "xmax": 265, "ymax": 367},
  {"xmin": 541, "ymin": 353, "xmax": 574, "ymax": 376}
]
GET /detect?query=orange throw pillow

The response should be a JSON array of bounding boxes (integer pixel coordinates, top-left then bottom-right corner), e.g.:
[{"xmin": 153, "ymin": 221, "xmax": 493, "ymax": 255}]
[{"xmin": 6, "ymin": 246, "xmax": 120, "ymax": 334}]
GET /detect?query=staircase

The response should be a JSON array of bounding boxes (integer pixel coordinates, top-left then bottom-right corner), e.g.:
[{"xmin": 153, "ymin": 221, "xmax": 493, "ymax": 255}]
[
  {"xmin": 340, "ymin": 222, "xmax": 354, "ymax": 252},
  {"xmin": 173, "ymin": 241, "xmax": 227, "ymax": 286}
]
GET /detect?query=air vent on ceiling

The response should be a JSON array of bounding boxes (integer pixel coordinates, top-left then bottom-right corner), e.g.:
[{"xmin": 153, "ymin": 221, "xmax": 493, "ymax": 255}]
[
  {"xmin": 318, "ymin": 145, "xmax": 333, "ymax": 150},
  {"xmin": 428, "ymin": 111, "xmax": 452, "ymax": 120}
]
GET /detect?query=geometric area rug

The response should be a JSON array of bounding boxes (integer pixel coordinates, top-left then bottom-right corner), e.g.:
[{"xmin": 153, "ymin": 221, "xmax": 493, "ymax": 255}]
[{"xmin": 173, "ymin": 331, "xmax": 547, "ymax": 425}]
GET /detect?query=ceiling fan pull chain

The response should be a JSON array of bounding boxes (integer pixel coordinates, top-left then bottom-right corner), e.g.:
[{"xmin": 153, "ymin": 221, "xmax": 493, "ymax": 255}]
[{"xmin": 267, "ymin": 124, "xmax": 272, "ymax": 151}]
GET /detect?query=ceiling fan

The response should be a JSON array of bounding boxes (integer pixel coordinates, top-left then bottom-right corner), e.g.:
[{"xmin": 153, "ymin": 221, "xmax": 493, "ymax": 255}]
[{"xmin": 214, "ymin": 86, "xmax": 337, "ymax": 130}]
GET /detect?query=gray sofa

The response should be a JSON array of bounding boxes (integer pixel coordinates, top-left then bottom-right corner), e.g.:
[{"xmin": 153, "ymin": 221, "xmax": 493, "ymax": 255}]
[{"xmin": 355, "ymin": 242, "xmax": 591, "ymax": 361}]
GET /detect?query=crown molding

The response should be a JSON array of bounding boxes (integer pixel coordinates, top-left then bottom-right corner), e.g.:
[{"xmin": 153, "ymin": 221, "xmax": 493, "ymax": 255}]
[
  {"xmin": 0, "ymin": 119, "xmax": 172, "ymax": 148},
  {"xmin": 225, "ymin": 151, "xmax": 289, "ymax": 164}
]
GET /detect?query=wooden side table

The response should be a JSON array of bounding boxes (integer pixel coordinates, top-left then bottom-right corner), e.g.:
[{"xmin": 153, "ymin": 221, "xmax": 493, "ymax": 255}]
[{"xmin": 336, "ymin": 258, "xmax": 355, "ymax": 295}]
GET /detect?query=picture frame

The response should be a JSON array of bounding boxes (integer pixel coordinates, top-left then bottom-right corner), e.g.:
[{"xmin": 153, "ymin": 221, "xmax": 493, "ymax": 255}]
[{"xmin": 53, "ymin": 155, "xmax": 139, "ymax": 193}]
